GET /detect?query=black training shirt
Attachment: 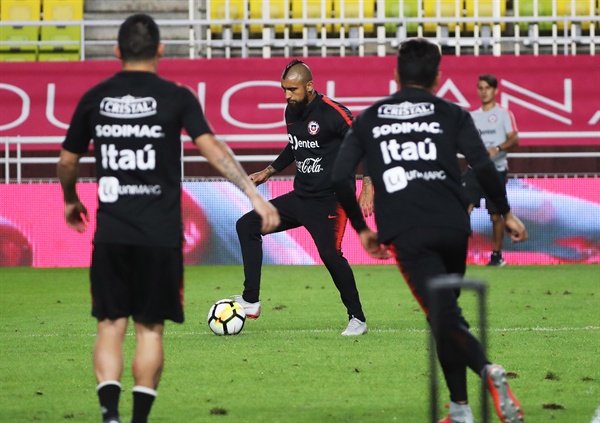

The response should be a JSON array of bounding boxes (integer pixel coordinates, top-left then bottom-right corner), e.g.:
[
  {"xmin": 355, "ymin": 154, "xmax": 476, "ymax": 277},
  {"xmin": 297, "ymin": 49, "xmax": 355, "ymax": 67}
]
[
  {"xmin": 62, "ymin": 71, "xmax": 212, "ymax": 247},
  {"xmin": 271, "ymin": 92, "xmax": 353, "ymax": 197},
  {"xmin": 332, "ymin": 86, "xmax": 509, "ymax": 244}
]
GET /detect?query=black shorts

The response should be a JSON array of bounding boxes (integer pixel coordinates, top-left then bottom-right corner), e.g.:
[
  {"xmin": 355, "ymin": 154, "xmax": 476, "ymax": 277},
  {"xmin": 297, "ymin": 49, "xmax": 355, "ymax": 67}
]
[
  {"xmin": 90, "ymin": 243, "xmax": 184, "ymax": 324},
  {"xmin": 462, "ymin": 168, "xmax": 508, "ymax": 215},
  {"xmin": 389, "ymin": 226, "xmax": 469, "ymax": 322}
]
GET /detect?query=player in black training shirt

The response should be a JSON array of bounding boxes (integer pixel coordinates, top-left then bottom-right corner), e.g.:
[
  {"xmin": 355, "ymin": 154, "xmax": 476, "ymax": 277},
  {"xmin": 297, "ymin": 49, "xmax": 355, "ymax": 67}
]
[
  {"xmin": 57, "ymin": 14, "xmax": 279, "ymax": 423},
  {"xmin": 332, "ymin": 39, "xmax": 528, "ymax": 423},
  {"xmin": 234, "ymin": 60, "xmax": 369, "ymax": 336}
]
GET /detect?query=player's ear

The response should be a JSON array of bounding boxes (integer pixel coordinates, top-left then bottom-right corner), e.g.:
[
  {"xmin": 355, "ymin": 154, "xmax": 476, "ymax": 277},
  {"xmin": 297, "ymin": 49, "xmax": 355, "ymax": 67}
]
[
  {"xmin": 433, "ymin": 71, "xmax": 441, "ymax": 89},
  {"xmin": 114, "ymin": 45, "xmax": 122, "ymax": 60},
  {"xmin": 157, "ymin": 43, "xmax": 165, "ymax": 59},
  {"xmin": 306, "ymin": 80, "xmax": 314, "ymax": 94},
  {"xmin": 394, "ymin": 68, "xmax": 400, "ymax": 87}
]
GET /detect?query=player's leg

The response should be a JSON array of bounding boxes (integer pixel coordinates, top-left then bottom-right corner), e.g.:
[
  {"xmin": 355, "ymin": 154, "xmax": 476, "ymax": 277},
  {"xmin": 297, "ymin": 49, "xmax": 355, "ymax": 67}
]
[
  {"xmin": 91, "ymin": 243, "xmax": 132, "ymax": 423},
  {"xmin": 235, "ymin": 192, "xmax": 300, "ymax": 306},
  {"xmin": 131, "ymin": 321, "xmax": 164, "ymax": 423},
  {"xmin": 130, "ymin": 245, "xmax": 184, "ymax": 423},
  {"xmin": 390, "ymin": 228, "xmax": 487, "ymax": 402},
  {"xmin": 95, "ymin": 318, "xmax": 127, "ymax": 423},
  {"xmin": 489, "ymin": 213, "xmax": 506, "ymax": 265},
  {"xmin": 486, "ymin": 171, "xmax": 508, "ymax": 266},
  {"xmin": 303, "ymin": 195, "xmax": 366, "ymax": 334}
]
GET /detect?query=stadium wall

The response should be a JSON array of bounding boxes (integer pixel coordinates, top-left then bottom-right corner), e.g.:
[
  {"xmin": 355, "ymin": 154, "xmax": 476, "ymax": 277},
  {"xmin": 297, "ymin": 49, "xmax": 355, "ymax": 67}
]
[
  {"xmin": 1, "ymin": 55, "xmax": 599, "ymax": 146},
  {"xmin": 0, "ymin": 179, "xmax": 599, "ymax": 267}
]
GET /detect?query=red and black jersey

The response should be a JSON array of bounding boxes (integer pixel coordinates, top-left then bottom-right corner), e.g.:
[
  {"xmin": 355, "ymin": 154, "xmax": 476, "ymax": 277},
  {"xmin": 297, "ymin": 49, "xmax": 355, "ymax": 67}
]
[
  {"xmin": 271, "ymin": 91, "xmax": 353, "ymax": 197},
  {"xmin": 62, "ymin": 71, "xmax": 212, "ymax": 247},
  {"xmin": 333, "ymin": 86, "xmax": 509, "ymax": 244}
]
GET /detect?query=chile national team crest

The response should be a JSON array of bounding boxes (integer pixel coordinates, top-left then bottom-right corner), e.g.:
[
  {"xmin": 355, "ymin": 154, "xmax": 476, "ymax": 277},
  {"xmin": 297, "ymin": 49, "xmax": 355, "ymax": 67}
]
[{"xmin": 307, "ymin": 120, "xmax": 320, "ymax": 135}]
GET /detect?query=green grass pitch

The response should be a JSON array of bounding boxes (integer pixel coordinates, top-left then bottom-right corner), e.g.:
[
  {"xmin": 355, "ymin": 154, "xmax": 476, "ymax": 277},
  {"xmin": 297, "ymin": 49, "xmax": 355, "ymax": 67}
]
[{"xmin": 1, "ymin": 264, "xmax": 598, "ymax": 422}]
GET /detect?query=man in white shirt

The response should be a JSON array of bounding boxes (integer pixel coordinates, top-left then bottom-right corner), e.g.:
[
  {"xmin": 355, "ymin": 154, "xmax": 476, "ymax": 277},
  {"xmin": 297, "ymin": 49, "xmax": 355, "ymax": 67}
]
[{"xmin": 463, "ymin": 74, "xmax": 519, "ymax": 266}]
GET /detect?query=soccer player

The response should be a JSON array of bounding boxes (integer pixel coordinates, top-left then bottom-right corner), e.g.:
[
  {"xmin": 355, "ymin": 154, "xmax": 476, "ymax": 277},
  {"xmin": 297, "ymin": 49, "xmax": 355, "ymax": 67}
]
[
  {"xmin": 57, "ymin": 14, "xmax": 279, "ymax": 423},
  {"xmin": 462, "ymin": 74, "xmax": 519, "ymax": 266},
  {"xmin": 332, "ymin": 38, "xmax": 528, "ymax": 423},
  {"xmin": 234, "ymin": 59, "xmax": 369, "ymax": 336}
]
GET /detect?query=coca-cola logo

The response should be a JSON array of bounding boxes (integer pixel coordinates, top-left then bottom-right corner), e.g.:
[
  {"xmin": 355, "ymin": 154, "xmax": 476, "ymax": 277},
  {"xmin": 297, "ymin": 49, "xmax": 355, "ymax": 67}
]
[{"xmin": 296, "ymin": 157, "xmax": 323, "ymax": 174}]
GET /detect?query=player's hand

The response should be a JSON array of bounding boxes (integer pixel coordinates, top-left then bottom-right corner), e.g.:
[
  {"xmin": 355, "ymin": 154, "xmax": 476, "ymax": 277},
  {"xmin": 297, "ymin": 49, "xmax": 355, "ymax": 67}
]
[
  {"xmin": 252, "ymin": 198, "xmax": 280, "ymax": 234},
  {"xmin": 249, "ymin": 170, "xmax": 270, "ymax": 186},
  {"xmin": 503, "ymin": 212, "xmax": 528, "ymax": 243},
  {"xmin": 65, "ymin": 201, "xmax": 89, "ymax": 233},
  {"xmin": 358, "ymin": 182, "xmax": 374, "ymax": 218},
  {"xmin": 359, "ymin": 228, "xmax": 391, "ymax": 259}
]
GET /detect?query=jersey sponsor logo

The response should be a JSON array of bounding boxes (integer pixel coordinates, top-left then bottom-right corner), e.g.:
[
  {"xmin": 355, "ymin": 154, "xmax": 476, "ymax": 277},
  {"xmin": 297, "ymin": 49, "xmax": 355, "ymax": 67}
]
[
  {"xmin": 99, "ymin": 95, "xmax": 158, "ymax": 119},
  {"xmin": 95, "ymin": 124, "xmax": 164, "ymax": 139},
  {"xmin": 372, "ymin": 121, "xmax": 441, "ymax": 139},
  {"xmin": 307, "ymin": 120, "xmax": 320, "ymax": 135},
  {"xmin": 296, "ymin": 157, "xmax": 323, "ymax": 174},
  {"xmin": 100, "ymin": 143, "xmax": 156, "ymax": 171},
  {"xmin": 479, "ymin": 129, "xmax": 496, "ymax": 135},
  {"xmin": 98, "ymin": 176, "xmax": 162, "ymax": 203},
  {"xmin": 288, "ymin": 134, "xmax": 321, "ymax": 150},
  {"xmin": 379, "ymin": 138, "xmax": 437, "ymax": 164},
  {"xmin": 383, "ymin": 167, "xmax": 447, "ymax": 193},
  {"xmin": 377, "ymin": 102, "xmax": 435, "ymax": 120}
]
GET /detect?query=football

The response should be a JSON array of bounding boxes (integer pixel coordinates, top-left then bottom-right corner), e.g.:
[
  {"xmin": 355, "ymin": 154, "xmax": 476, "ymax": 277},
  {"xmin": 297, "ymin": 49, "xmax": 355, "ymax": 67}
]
[{"xmin": 207, "ymin": 299, "xmax": 246, "ymax": 335}]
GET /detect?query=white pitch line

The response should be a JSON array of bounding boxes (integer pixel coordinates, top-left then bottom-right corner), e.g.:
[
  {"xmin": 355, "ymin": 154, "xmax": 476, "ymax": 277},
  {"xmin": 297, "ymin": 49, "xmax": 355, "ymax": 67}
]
[
  {"xmin": 14, "ymin": 325, "xmax": 600, "ymax": 338},
  {"xmin": 591, "ymin": 406, "xmax": 600, "ymax": 423}
]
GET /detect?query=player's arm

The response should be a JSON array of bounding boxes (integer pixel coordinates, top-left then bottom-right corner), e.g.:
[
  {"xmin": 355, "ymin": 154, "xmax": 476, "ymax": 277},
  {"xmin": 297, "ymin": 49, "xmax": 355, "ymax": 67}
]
[
  {"xmin": 358, "ymin": 175, "xmax": 374, "ymax": 217},
  {"xmin": 332, "ymin": 128, "xmax": 389, "ymax": 259},
  {"xmin": 57, "ymin": 149, "xmax": 89, "ymax": 233},
  {"xmin": 193, "ymin": 133, "xmax": 280, "ymax": 233},
  {"xmin": 249, "ymin": 144, "xmax": 294, "ymax": 186}
]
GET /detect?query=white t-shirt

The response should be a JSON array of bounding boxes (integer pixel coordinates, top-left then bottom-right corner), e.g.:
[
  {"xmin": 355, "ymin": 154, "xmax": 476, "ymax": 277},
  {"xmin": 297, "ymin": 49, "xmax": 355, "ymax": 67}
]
[{"xmin": 470, "ymin": 104, "xmax": 518, "ymax": 171}]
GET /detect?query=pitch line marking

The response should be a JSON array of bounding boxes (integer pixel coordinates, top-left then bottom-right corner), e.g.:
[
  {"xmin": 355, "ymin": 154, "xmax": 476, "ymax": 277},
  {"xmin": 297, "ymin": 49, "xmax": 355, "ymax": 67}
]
[{"xmin": 12, "ymin": 325, "xmax": 598, "ymax": 338}]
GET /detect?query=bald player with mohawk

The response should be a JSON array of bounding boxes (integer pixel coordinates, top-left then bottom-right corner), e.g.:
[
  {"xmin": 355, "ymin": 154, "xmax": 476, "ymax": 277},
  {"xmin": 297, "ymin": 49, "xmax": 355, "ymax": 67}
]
[{"xmin": 234, "ymin": 59, "xmax": 370, "ymax": 336}]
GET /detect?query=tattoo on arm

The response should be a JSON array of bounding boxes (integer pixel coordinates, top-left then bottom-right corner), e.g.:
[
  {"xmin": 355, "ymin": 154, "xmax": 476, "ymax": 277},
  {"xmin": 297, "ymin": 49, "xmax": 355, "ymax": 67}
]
[{"xmin": 266, "ymin": 165, "xmax": 277, "ymax": 176}]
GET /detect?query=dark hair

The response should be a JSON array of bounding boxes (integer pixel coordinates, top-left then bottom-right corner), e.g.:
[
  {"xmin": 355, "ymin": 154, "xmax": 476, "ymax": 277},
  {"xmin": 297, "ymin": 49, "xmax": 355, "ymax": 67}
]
[
  {"xmin": 396, "ymin": 38, "xmax": 441, "ymax": 88},
  {"xmin": 281, "ymin": 59, "xmax": 313, "ymax": 82},
  {"xmin": 118, "ymin": 14, "xmax": 160, "ymax": 61},
  {"xmin": 478, "ymin": 74, "xmax": 498, "ymax": 89}
]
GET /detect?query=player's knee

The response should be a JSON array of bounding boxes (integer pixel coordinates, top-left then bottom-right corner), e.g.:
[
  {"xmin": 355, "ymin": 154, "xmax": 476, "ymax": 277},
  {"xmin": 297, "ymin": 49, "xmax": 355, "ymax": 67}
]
[
  {"xmin": 236, "ymin": 212, "xmax": 260, "ymax": 236},
  {"xmin": 319, "ymin": 249, "xmax": 344, "ymax": 266}
]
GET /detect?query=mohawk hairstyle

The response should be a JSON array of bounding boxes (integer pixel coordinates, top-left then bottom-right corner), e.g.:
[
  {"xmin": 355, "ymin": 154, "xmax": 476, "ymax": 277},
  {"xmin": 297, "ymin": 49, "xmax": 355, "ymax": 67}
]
[{"xmin": 281, "ymin": 59, "xmax": 313, "ymax": 82}]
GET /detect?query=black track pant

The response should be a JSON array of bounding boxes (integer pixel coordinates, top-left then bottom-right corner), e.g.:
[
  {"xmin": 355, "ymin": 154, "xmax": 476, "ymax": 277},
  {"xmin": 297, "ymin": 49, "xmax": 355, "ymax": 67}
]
[
  {"xmin": 390, "ymin": 226, "xmax": 489, "ymax": 403},
  {"xmin": 236, "ymin": 191, "xmax": 365, "ymax": 322}
]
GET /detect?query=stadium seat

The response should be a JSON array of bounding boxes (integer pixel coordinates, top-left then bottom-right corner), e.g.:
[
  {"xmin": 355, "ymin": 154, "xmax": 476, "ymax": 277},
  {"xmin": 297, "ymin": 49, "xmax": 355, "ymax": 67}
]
[
  {"xmin": 465, "ymin": 0, "xmax": 506, "ymax": 32},
  {"xmin": 291, "ymin": 0, "xmax": 334, "ymax": 34},
  {"xmin": 517, "ymin": 0, "xmax": 555, "ymax": 32},
  {"xmin": 556, "ymin": 0, "xmax": 594, "ymax": 31},
  {"xmin": 0, "ymin": 0, "xmax": 41, "ymax": 60},
  {"xmin": 423, "ymin": 0, "xmax": 463, "ymax": 33},
  {"xmin": 0, "ymin": 51, "xmax": 38, "ymax": 61},
  {"xmin": 384, "ymin": 0, "xmax": 421, "ymax": 35},
  {"xmin": 249, "ymin": 0, "xmax": 288, "ymax": 34},
  {"xmin": 40, "ymin": 0, "xmax": 83, "ymax": 60},
  {"xmin": 209, "ymin": 0, "xmax": 246, "ymax": 34},
  {"xmin": 333, "ymin": 0, "xmax": 376, "ymax": 34}
]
